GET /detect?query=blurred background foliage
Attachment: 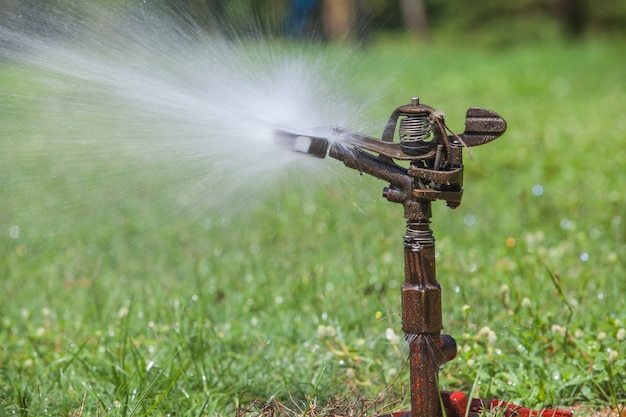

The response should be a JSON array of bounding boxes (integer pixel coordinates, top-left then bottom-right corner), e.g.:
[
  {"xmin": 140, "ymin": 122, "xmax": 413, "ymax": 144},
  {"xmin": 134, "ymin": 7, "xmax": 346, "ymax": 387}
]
[{"xmin": 1, "ymin": 0, "xmax": 624, "ymax": 44}]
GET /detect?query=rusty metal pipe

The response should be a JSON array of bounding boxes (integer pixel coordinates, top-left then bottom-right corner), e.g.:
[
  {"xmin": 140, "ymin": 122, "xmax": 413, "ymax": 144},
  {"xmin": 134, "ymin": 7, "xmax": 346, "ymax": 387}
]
[
  {"xmin": 402, "ymin": 217, "xmax": 442, "ymax": 334},
  {"xmin": 409, "ymin": 334, "xmax": 444, "ymax": 417}
]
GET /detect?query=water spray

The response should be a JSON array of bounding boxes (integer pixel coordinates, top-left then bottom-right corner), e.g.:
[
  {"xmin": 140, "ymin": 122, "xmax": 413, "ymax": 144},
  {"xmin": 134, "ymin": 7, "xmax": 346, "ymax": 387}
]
[{"xmin": 275, "ymin": 98, "xmax": 573, "ymax": 417}]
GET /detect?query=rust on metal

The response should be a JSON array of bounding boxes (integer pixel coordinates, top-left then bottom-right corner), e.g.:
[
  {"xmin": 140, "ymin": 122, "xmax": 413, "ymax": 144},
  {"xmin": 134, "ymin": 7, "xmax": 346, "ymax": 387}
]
[{"xmin": 273, "ymin": 98, "xmax": 571, "ymax": 417}]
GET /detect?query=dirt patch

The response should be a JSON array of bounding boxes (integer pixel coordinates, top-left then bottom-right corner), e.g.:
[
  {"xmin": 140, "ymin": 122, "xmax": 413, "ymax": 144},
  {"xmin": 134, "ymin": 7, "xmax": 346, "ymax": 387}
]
[{"xmin": 236, "ymin": 393, "xmax": 399, "ymax": 417}]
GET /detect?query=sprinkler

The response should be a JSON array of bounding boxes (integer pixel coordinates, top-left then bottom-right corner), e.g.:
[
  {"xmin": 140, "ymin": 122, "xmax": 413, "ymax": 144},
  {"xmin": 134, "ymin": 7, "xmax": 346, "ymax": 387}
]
[{"xmin": 275, "ymin": 97, "xmax": 573, "ymax": 417}]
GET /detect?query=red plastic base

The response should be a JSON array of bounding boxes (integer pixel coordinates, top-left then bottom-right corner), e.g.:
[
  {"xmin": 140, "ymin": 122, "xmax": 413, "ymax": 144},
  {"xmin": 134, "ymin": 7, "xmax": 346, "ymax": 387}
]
[{"xmin": 381, "ymin": 391, "xmax": 573, "ymax": 417}]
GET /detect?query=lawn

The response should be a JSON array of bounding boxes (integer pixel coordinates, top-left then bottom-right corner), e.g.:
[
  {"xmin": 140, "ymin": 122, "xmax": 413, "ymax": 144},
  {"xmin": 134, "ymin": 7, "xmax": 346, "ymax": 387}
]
[{"xmin": 1, "ymin": 18, "xmax": 625, "ymax": 416}]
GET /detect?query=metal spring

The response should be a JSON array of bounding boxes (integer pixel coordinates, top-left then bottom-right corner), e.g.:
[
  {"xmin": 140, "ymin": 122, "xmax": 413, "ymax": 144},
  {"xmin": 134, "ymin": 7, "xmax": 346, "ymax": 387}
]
[{"xmin": 399, "ymin": 113, "xmax": 431, "ymax": 154}]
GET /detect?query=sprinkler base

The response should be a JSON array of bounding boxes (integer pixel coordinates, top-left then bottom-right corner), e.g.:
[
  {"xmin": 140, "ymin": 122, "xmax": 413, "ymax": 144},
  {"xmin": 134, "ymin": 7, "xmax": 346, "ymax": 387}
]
[{"xmin": 380, "ymin": 391, "xmax": 573, "ymax": 417}]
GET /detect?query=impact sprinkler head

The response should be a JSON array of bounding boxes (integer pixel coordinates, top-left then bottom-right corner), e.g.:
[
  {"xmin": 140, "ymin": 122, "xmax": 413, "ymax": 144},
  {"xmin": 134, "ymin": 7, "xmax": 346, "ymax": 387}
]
[
  {"xmin": 274, "ymin": 98, "xmax": 572, "ymax": 417},
  {"xmin": 274, "ymin": 98, "xmax": 507, "ymax": 213}
]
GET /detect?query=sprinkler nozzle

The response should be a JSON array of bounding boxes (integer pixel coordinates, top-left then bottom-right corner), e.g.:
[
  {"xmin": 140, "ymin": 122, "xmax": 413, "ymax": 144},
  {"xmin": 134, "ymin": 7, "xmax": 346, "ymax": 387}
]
[{"xmin": 273, "ymin": 129, "xmax": 330, "ymax": 159}]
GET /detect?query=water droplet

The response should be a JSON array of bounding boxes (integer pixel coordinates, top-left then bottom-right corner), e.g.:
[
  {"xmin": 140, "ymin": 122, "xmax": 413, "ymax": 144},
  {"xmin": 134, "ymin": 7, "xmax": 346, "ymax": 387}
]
[
  {"xmin": 532, "ymin": 184, "xmax": 544, "ymax": 196},
  {"xmin": 463, "ymin": 214, "xmax": 476, "ymax": 226},
  {"xmin": 560, "ymin": 218, "xmax": 571, "ymax": 230},
  {"xmin": 580, "ymin": 252, "xmax": 589, "ymax": 262}
]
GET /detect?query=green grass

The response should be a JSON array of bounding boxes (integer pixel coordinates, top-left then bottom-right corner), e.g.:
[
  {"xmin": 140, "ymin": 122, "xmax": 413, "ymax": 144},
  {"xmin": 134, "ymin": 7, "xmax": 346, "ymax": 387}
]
[{"xmin": 1, "ymin": 34, "xmax": 625, "ymax": 416}]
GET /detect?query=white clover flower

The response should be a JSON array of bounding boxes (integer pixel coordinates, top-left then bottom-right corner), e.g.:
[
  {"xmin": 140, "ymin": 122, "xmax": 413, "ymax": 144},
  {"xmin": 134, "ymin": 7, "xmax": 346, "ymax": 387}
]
[
  {"xmin": 521, "ymin": 297, "xmax": 532, "ymax": 308},
  {"xmin": 316, "ymin": 325, "xmax": 327, "ymax": 340},
  {"xmin": 385, "ymin": 328, "xmax": 401, "ymax": 345},
  {"xmin": 478, "ymin": 326, "xmax": 492, "ymax": 337},
  {"xmin": 384, "ymin": 327, "xmax": 394, "ymax": 340},
  {"xmin": 488, "ymin": 330, "xmax": 498, "ymax": 345},
  {"xmin": 551, "ymin": 324, "xmax": 566, "ymax": 336},
  {"xmin": 117, "ymin": 306, "xmax": 129, "ymax": 318},
  {"xmin": 325, "ymin": 325, "xmax": 337, "ymax": 338},
  {"xmin": 598, "ymin": 332, "xmax": 607, "ymax": 341},
  {"xmin": 617, "ymin": 328, "xmax": 626, "ymax": 341},
  {"xmin": 462, "ymin": 304, "xmax": 471, "ymax": 315},
  {"xmin": 346, "ymin": 368, "xmax": 356, "ymax": 379},
  {"xmin": 608, "ymin": 349, "xmax": 618, "ymax": 363}
]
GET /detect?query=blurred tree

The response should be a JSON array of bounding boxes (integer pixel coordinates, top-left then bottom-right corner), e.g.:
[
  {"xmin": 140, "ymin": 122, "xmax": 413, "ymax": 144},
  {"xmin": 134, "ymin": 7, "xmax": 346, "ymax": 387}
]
[
  {"xmin": 554, "ymin": 0, "xmax": 587, "ymax": 37},
  {"xmin": 400, "ymin": 0, "xmax": 430, "ymax": 39},
  {"xmin": 321, "ymin": 0, "xmax": 354, "ymax": 41}
]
